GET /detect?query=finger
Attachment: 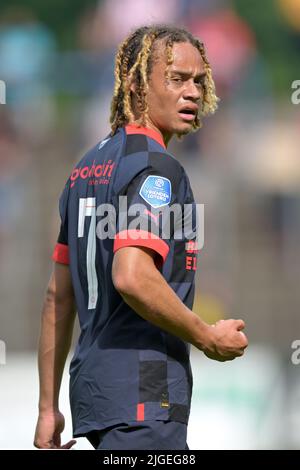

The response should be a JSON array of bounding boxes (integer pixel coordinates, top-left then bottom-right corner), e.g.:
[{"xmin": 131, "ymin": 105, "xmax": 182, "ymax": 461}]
[
  {"xmin": 34, "ymin": 441, "xmax": 52, "ymax": 449},
  {"xmin": 34, "ymin": 436, "xmax": 58, "ymax": 449},
  {"xmin": 222, "ymin": 356, "xmax": 236, "ymax": 362},
  {"xmin": 239, "ymin": 330, "xmax": 248, "ymax": 341},
  {"xmin": 53, "ymin": 432, "xmax": 61, "ymax": 448},
  {"xmin": 235, "ymin": 319, "xmax": 245, "ymax": 330},
  {"xmin": 60, "ymin": 440, "xmax": 77, "ymax": 449}
]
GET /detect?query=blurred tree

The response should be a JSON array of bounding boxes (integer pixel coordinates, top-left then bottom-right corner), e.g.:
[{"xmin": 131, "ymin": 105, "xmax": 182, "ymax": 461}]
[
  {"xmin": 0, "ymin": 0, "xmax": 99, "ymax": 48},
  {"xmin": 233, "ymin": 0, "xmax": 300, "ymax": 95},
  {"xmin": 278, "ymin": 0, "xmax": 300, "ymax": 33}
]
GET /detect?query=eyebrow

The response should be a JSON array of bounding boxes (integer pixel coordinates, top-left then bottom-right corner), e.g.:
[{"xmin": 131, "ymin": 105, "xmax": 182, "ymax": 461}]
[{"xmin": 169, "ymin": 70, "xmax": 207, "ymax": 80}]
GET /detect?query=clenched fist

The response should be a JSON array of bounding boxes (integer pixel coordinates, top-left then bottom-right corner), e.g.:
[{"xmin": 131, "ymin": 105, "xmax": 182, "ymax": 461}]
[{"xmin": 202, "ymin": 319, "xmax": 248, "ymax": 362}]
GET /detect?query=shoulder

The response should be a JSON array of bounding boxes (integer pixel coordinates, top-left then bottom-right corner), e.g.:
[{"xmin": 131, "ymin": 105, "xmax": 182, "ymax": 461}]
[
  {"xmin": 124, "ymin": 132, "xmax": 183, "ymax": 178},
  {"xmin": 148, "ymin": 150, "xmax": 183, "ymax": 181},
  {"xmin": 114, "ymin": 130, "xmax": 187, "ymax": 195}
]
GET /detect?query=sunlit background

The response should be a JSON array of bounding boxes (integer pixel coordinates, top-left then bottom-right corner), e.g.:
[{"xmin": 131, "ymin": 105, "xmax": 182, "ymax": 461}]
[{"xmin": 0, "ymin": 0, "xmax": 300, "ymax": 449}]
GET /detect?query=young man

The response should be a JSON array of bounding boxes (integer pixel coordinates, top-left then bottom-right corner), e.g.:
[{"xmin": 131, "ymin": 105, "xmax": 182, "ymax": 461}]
[{"xmin": 34, "ymin": 25, "xmax": 248, "ymax": 451}]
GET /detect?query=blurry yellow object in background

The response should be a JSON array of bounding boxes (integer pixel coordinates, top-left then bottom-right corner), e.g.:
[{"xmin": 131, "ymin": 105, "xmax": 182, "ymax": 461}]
[
  {"xmin": 278, "ymin": 0, "xmax": 300, "ymax": 31},
  {"xmin": 193, "ymin": 294, "xmax": 225, "ymax": 325}
]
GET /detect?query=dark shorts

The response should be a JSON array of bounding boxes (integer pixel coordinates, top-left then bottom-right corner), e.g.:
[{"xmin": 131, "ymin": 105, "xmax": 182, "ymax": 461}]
[{"xmin": 86, "ymin": 420, "xmax": 188, "ymax": 450}]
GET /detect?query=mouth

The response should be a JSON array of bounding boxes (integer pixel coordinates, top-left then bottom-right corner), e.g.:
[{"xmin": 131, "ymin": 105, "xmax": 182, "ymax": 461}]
[{"xmin": 178, "ymin": 108, "xmax": 197, "ymax": 122}]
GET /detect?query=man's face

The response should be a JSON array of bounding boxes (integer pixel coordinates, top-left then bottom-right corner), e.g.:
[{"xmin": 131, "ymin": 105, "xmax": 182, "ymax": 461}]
[{"xmin": 146, "ymin": 41, "xmax": 206, "ymax": 143}]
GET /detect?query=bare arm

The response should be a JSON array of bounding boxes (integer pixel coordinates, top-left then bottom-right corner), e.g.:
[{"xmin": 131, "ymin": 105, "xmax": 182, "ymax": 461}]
[
  {"xmin": 112, "ymin": 247, "xmax": 248, "ymax": 361},
  {"xmin": 34, "ymin": 262, "xmax": 77, "ymax": 449}
]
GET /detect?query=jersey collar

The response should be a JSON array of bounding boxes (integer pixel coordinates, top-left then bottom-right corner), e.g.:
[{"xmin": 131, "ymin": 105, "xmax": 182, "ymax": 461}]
[{"xmin": 125, "ymin": 124, "xmax": 166, "ymax": 149}]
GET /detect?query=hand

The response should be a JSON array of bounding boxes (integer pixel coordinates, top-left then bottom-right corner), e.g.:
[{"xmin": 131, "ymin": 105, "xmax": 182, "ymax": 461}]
[
  {"xmin": 203, "ymin": 319, "xmax": 248, "ymax": 362},
  {"xmin": 34, "ymin": 410, "xmax": 77, "ymax": 449}
]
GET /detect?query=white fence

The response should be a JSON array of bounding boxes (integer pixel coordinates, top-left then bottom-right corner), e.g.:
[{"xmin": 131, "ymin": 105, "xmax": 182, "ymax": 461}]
[{"xmin": 0, "ymin": 346, "xmax": 297, "ymax": 449}]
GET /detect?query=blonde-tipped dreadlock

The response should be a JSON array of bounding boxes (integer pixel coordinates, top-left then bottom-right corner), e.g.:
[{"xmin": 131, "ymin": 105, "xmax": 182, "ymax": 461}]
[{"xmin": 110, "ymin": 25, "xmax": 219, "ymax": 135}]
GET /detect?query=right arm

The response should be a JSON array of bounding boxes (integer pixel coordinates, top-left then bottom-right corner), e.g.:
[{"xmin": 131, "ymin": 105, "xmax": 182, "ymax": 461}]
[
  {"xmin": 34, "ymin": 262, "xmax": 77, "ymax": 449},
  {"xmin": 112, "ymin": 246, "xmax": 248, "ymax": 361}
]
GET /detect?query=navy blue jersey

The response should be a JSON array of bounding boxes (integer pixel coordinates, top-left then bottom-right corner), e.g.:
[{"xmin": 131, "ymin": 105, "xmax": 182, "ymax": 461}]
[{"xmin": 53, "ymin": 124, "xmax": 199, "ymax": 437}]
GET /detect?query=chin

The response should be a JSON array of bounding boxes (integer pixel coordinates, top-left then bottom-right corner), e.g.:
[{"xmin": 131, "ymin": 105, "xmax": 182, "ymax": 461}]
[{"xmin": 175, "ymin": 123, "xmax": 194, "ymax": 136}]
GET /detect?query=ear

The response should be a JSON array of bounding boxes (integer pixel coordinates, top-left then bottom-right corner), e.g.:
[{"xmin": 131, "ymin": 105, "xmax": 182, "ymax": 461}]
[{"xmin": 128, "ymin": 79, "xmax": 136, "ymax": 94}]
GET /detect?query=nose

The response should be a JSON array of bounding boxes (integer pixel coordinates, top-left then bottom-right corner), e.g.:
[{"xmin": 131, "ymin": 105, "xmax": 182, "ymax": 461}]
[{"xmin": 183, "ymin": 79, "xmax": 202, "ymax": 102}]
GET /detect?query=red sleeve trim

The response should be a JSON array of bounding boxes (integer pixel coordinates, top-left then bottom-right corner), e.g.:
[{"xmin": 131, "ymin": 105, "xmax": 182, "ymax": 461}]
[
  {"xmin": 52, "ymin": 243, "xmax": 70, "ymax": 265},
  {"xmin": 113, "ymin": 230, "xmax": 169, "ymax": 263},
  {"xmin": 137, "ymin": 403, "xmax": 145, "ymax": 421}
]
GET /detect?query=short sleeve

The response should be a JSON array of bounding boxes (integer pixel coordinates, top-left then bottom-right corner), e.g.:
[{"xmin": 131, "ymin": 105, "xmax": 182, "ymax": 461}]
[
  {"xmin": 52, "ymin": 224, "xmax": 69, "ymax": 265},
  {"xmin": 52, "ymin": 186, "xmax": 70, "ymax": 265},
  {"xmin": 113, "ymin": 155, "xmax": 183, "ymax": 267}
]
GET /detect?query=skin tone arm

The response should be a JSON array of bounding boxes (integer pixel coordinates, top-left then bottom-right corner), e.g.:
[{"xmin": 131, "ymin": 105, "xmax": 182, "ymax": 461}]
[
  {"xmin": 112, "ymin": 247, "xmax": 248, "ymax": 361},
  {"xmin": 34, "ymin": 263, "xmax": 77, "ymax": 449}
]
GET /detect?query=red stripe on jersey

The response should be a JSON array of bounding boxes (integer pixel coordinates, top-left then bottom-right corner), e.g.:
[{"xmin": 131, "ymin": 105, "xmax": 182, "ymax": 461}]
[
  {"xmin": 137, "ymin": 403, "xmax": 145, "ymax": 421},
  {"xmin": 125, "ymin": 124, "xmax": 166, "ymax": 149},
  {"xmin": 52, "ymin": 243, "xmax": 70, "ymax": 265},
  {"xmin": 114, "ymin": 230, "xmax": 169, "ymax": 263}
]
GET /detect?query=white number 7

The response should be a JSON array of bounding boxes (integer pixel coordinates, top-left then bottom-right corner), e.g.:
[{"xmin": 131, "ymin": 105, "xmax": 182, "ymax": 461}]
[{"xmin": 78, "ymin": 197, "xmax": 98, "ymax": 309}]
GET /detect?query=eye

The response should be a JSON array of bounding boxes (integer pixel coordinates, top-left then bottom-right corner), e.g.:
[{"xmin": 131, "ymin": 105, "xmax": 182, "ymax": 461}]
[
  {"xmin": 171, "ymin": 77, "xmax": 183, "ymax": 83},
  {"xmin": 195, "ymin": 77, "xmax": 206, "ymax": 87}
]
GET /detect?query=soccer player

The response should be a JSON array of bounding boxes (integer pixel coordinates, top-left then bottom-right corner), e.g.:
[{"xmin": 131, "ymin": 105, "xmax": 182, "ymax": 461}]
[{"xmin": 34, "ymin": 25, "xmax": 248, "ymax": 450}]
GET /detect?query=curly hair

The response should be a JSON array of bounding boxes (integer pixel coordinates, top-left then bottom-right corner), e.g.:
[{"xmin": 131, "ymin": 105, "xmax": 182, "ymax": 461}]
[{"xmin": 110, "ymin": 24, "xmax": 219, "ymax": 135}]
